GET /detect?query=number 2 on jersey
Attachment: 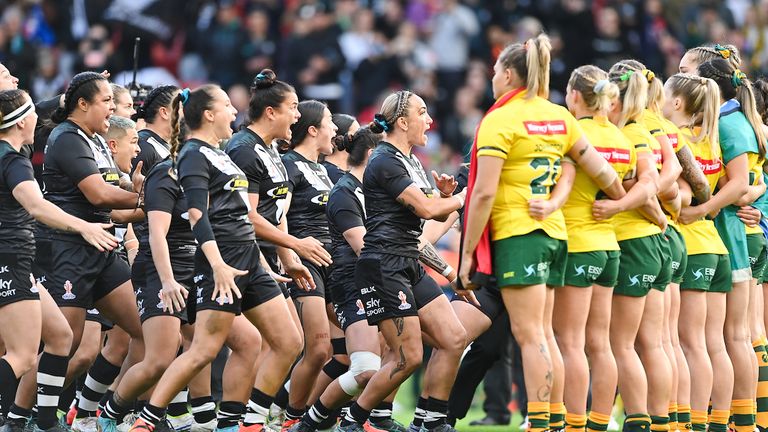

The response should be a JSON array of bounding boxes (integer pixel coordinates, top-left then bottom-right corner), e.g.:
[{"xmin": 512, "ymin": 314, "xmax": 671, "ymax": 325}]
[{"xmin": 529, "ymin": 157, "xmax": 561, "ymax": 195}]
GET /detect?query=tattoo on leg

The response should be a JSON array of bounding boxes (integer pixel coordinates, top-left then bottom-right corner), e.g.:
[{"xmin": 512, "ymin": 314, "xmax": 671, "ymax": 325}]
[
  {"xmin": 536, "ymin": 343, "xmax": 553, "ymax": 401},
  {"xmin": 389, "ymin": 345, "xmax": 407, "ymax": 380},
  {"xmin": 394, "ymin": 317, "xmax": 405, "ymax": 336}
]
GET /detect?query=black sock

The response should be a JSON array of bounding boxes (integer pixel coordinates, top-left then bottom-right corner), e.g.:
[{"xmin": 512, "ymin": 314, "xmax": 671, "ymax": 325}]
[
  {"xmin": 0, "ymin": 358, "xmax": 19, "ymax": 416},
  {"xmin": 8, "ymin": 404, "xmax": 32, "ymax": 422},
  {"xmin": 286, "ymin": 406, "xmax": 305, "ymax": 421},
  {"xmin": 370, "ymin": 402, "xmax": 394, "ymax": 422},
  {"xmin": 216, "ymin": 401, "xmax": 245, "ymax": 429},
  {"xmin": 37, "ymin": 353, "xmax": 69, "ymax": 429},
  {"xmin": 341, "ymin": 403, "xmax": 370, "ymax": 426},
  {"xmin": 134, "ymin": 400, "xmax": 147, "ymax": 415},
  {"xmin": 412, "ymin": 397, "xmax": 429, "ymax": 428},
  {"xmin": 244, "ymin": 388, "xmax": 273, "ymax": 426},
  {"xmin": 77, "ymin": 354, "xmax": 121, "ymax": 418},
  {"xmin": 274, "ymin": 384, "xmax": 289, "ymax": 410},
  {"xmin": 423, "ymin": 398, "xmax": 449, "ymax": 429},
  {"xmin": 140, "ymin": 404, "xmax": 167, "ymax": 427},
  {"xmin": 190, "ymin": 397, "xmax": 216, "ymax": 424},
  {"xmin": 99, "ymin": 389, "xmax": 114, "ymax": 413},
  {"xmin": 304, "ymin": 400, "xmax": 332, "ymax": 429},
  {"xmin": 103, "ymin": 392, "xmax": 132, "ymax": 421},
  {"xmin": 58, "ymin": 383, "xmax": 76, "ymax": 413},
  {"xmin": 167, "ymin": 389, "xmax": 189, "ymax": 417}
]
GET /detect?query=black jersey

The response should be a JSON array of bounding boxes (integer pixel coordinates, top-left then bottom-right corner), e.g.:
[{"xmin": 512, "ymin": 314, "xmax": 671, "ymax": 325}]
[
  {"xmin": 43, "ymin": 120, "xmax": 121, "ymax": 243},
  {"xmin": 0, "ymin": 141, "xmax": 36, "ymax": 254},
  {"xmin": 177, "ymin": 139, "xmax": 254, "ymax": 244},
  {"xmin": 456, "ymin": 164, "xmax": 469, "ymax": 225},
  {"xmin": 132, "ymin": 129, "xmax": 170, "ymax": 176},
  {"xmin": 323, "ymin": 160, "xmax": 346, "ymax": 184},
  {"xmin": 226, "ymin": 128, "xmax": 290, "ymax": 227},
  {"xmin": 282, "ymin": 150, "xmax": 334, "ymax": 243},
  {"xmin": 327, "ymin": 172, "xmax": 365, "ymax": 278},
  {"xmin": 139, "ymin": 158, "xmax": 196, "ymax": 260},
  {"xmin": 361, "ymin": 142, "xmax": 434, "ymax": 258}
]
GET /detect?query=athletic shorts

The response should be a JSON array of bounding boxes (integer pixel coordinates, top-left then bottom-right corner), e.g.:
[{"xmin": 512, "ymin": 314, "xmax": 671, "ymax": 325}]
[
  {"xmin": 615, "ymin": 233, "xmax": 669, "ymax": 297},
  {"xmin": 330, "ymin": 265, "xmax": 367, "ymax": 331},
  {"xmin": 715, "ymin": 206, "xmax": 751, "ymax": 282},
  {"xmin": 289, "ymin": 258, "xmax": 330, "ymax": 300},
  {"xmin": 31, "ymin": 236, "xmax": 52, "ymax": 287},
  {"xmin": 355, "ymin": 252, "xmax": 443, "ymax": 325},
  {"xmin": 258, "ymin": 241, "xmax": 290, "ymax": 298},
  {"xmin": 85, "ymin": 308, "xmax": 113, "ymax": 331},
  {"xmin": 48, "ymin": 240, "xmax": 131, "ymax": 309},
  {"xmin": 681, "ymin": 254, "xmax": 732, "ymax": 292},
  {"xmin": 666, "ymin": 226, "xmax": 688, "ymax": 284},
  {"xmin": 132, "ymin": 250, "xmax": 196, "ymax": 324},
  {"xmin": 748, "ymin": 233, "xmax": 767, "ymax": 283},
  {"xmin": 450, "ymin": 281, "xmax": 506, "ymax": 321},
  {"xmin": 492, "ymin": 229, "xmax": 567, "ymax": 288},
  {"xmin": 563, "ymin": 250, "xmax": 620, "ymax": 288},
  {"xmin": 194, "ymin": 242, "xmax": 282, "ymax": 315},
  {"xmin": 0, "ymin": 253, "xmax": 39, "ymax": 306}
]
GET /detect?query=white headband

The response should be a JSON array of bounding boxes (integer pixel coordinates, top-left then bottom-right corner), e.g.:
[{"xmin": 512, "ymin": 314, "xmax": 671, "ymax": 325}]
[{"xmin": 0, "ymin": 100, "xmax": 33, "ymax": 129}]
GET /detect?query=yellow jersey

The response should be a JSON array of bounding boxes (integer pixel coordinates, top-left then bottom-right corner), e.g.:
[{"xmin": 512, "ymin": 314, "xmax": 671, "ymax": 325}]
[
  {"xmin": 563, "ymin": 116, "xmax": 635, "ymax": 252},
  {"xmin": 611, "ymin": 120, "xmax": 664, "ymax": 241},
  {"xmin": 678, "ymin": 127, "xmax": 728, "ymax": 255},
  {"xmin": 476, "ymin": 89, "xmax": 582, "ymax": 241},
  {"xmin": 645, "ymin": 110, "xmax": 685, "ymax": 228}
]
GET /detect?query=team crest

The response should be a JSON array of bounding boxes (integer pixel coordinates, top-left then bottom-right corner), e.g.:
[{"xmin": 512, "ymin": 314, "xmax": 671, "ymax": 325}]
[
  {"xmin": 29, "ymin": 274, "xmax": 38, "ymax": 293},
  {"xmin": 397, "ymin": 291, "xmax": 411, "ymax": 310},
  {"xmin": 356, "ymin": 299, "xmax": 365, "ymax": 315},
  {"xmin": 62, "ymin": 280, "xmax": 76, "ymax": 300}
]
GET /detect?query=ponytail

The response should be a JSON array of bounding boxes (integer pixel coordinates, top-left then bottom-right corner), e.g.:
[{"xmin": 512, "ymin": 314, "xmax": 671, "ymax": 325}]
[
  {"xmin": 608, "ymin": 63, "xmax": 648, "ymax": 128},
  {"xmin": 665, "ymin": 73, "xmax": 721, "ymax": 157},
  {"xmin": 340, "ymin": 127, "xmax": 381, "ymax": 168},
  {"xmin": 168, "ymin": 92, "xmax": 183, "ymax": 161},
  {"xmin": 736, "ymin": 80, "xmax": 767, "ymax": 157},
  {"xmin": 497, "ymin": 33, "xmax": 552, "ymax": 100},
  {"xmin": 701, "ymin": 78, "xmax": 722, "ymax": 156},
  {"xmin": 567, "ymin": 65, "xmax": 619, "ymax": 114}
]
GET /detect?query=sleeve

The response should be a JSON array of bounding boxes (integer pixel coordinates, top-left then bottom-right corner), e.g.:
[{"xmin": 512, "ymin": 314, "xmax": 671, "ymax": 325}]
[
  {"xmin": 752, "ymin": 173, "xmax": 768, "ymax": 215},
  {"xmin": 144, "ymin": 170, "xmax": 178, "ymax": 214},
  {"xmin": 455, "ymin": 165, "xmax": 469, "ymax": 193},
  {"xmin": 371, "ymin": 154, "xmax": 415, "ymax": 198},
  {"xmin": 563, "ymin": 112, "xmax": 584, "ymax": 154},
  {"xmin": 229, "ymin": 147, "xmax": 263, "ymax": 194},
  {"xmin": 327, "ymin": 189, "xmax": 364, "ymax": 233},
  {"xmin": 645, "ymin": 116, "xmax": 666, "ymax": 138},
  {"xmin": 50, "ymin": 132, "xmax": 101, "ymax": 184},
  {"xmin": 719, "ymin": 120, "xmax": 750, "ymax": 164},
  {"xmin": 177, "ymin": 150, "xmax": 211, "ymax": 211},
  {"xmin": 2, "ymin": 153, "xmax": 35, "ymax": 191},
  {"xmin": 132, "ymin": 143, "xmax": 160, "ymax": 176},
  {"xmin": 475, "ymin": 112, "xmax": 510, "ymax": 159}
]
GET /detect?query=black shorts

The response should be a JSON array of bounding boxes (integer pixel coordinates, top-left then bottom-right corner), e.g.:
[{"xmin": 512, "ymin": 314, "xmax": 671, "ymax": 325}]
[
  {"xmin": 132, "ymin": 252, "xmax": 196, "ymax": 324},
  {"xmin": 48, "ymin": 240, "xmax": 132, "ymax": 309},
  {"xmin": 0, "ymin": 253, "xmax": 40, "ymax": 306},
  {"xmin": 194, "ymin": 242, "xmax": 282, "ymax": 315},
  {"xmin": 85, "ymin": 308, "xmax": 114, "ymax": 331},
  {"xmin": 289, "ymin": 258, "xmax": 330, "ymax": 300},
  {"xmin": 332, "ymin": 276, "xmax": 368, "ymax": 332},
  {"xmin": 450, "ymin": 282, "xmax": 505, "ymax": 321},
  {"xmin": 259, "ymin": 241, "xmax": 290, "ymax": 298},
  {"xmin": 355, "ymin": 252, "xmax": 443, "ymax": 325},
  {"xmin": 32, "ymin": 236, "xmax": 52, "ymax": 286}
]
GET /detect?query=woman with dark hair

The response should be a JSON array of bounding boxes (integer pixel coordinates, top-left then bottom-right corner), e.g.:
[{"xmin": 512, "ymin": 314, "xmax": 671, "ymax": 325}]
[
  {"xmin": 0, "ymin": 88, "xmax": 116, "ymax": 432},
  {"xmin": 277, "ymin": 100, "xmax": 338, "ymax": 429},
  {"xmin": 323, "ymin": 113, "xmax": 360, "ymax": 183},
  {"xmin": 129, "ymin": 84, "xmax": 302, "ymax": 432}
]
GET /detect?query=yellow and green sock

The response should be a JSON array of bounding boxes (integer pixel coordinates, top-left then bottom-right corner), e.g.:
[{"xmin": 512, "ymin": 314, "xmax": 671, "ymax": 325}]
[
  {"xmin": 565, "ymin": 413, "xmax": 587, "ymax": 432},
  {"xmin": 732, "ymin": 399, "xmax": 756, "ymax": 432},
  {"xmin": 528, "ymin": 402, "xmax": 550, "ymax": 432},
  {"xmin": 587, "ymin": 411, "xmax": 610, "ymax": 432},
  {"xmin": 550, "ymin": 402, "xmax": 566, "ymax": 430}
]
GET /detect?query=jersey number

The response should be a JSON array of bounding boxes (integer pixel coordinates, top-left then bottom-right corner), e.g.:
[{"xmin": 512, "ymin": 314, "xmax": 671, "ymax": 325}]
[{"xmin": 529, "ymin": 157, "xmax": 561, "ymax": 195}]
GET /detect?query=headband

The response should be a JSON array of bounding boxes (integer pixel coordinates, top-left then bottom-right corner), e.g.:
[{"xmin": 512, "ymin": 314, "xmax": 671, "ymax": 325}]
[
  {"xmin": 0, "ymin": 100, "xmax": 33, "ymax": 129},
  {"xmin": 731, "ymin": 70, "xmax": 747, "ymax": 88},
  {"xmin": 179, "ymin": 88, "xmax": 191, "ymax": 106}
]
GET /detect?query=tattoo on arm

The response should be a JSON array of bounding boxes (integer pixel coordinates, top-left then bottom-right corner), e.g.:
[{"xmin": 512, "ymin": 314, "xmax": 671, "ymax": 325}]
[
  {"xmin": 677, "ymin": 147, "xmax": 711, "ymax": 203},
  {"xmin": 389, "ymin": 345, "xmax": 407, "ymax": 380},
  {"xmin": 418, "ymin": 241, "xmax": 449, "ymax": 274},
  {"xmin": 394, "ymin": 317, "xmax": 405, "ymax": 336},
  {"xmin": 119, "ymin": 177, "xmax": 133, "ymax": 192},
  {"xmin": 396, "ymin": 197, "xmax": 417, "ymax": 214}
]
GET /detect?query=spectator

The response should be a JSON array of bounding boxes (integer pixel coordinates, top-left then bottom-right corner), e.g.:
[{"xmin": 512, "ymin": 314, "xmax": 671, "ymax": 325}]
[
  {"xmin": 201, "ymin": 0, "xmax": 247, "ymax": 89},
  {"xmin": 241, "ymin": 8, "xmax": 277, "ymax": 78},
  {"xmin": 592, "ymin": 6, "xmax": 635, "ymax": 72}
]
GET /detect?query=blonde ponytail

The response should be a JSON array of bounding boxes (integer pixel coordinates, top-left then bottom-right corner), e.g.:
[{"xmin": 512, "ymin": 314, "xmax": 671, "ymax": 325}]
[
  {"xmin": 737, "ymin": 81, "xmax": 767, "ymax": 157},
  {"xmin": 665, "ymin": 73, "xmax": 721, "ymax": 157},
  {"xmin": 608, "ymin": 63, "xmax": 648, "ymax": 128},
  {"xmin": 525, "ymin": 34, "xmax": 551, "ymax": 99},
  {"xmin": 567, "ymin": 65, "xmax": 618, "ymax": 114}
]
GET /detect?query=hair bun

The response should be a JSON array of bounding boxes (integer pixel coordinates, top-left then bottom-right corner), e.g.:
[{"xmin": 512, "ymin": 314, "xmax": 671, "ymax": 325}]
[
  {"xmin": 253, "ymin": 69, "xmax": 277, "ymax": 90},
  {"xmin": 333, "ymin": 134, "xmax": 351, "ymax": 152},
  {"xmin": 369, "ymin": 113, "xmax": 390, "ymax": 134}
]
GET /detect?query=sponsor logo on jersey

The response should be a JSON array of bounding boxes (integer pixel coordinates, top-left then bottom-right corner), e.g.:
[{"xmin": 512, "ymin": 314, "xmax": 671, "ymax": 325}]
[
  {"xmin": 397, "ymin": 291, "xmax": 412, "ymax": 310},
  {"xmin": 267, "ymin": 185, "xmax": 289, "ymax": 199},
  {"xmin": 524, "ymin": 262, "xmax": 548, "ymax": 278},
  {"xmin": 694, "ymin": 157, "xmax": 722, "ymax": 175},
  {"xmin": 652, "ymin": 149, "xmax": 662, "ymax": 166},
  {"xmin": 366, "ymin": 298, "xmax": 381, "ymax": 309},
  {"xmin": 156, "ymin": 292, "xmax": 165, "ymax": 310},
  {"xmin": 360, "ymin": 285, "xmax": 376, "ymax": 294},
  {"xmin": 594, "ymin": 147, "xmax": 631, "ymax": 164},
  {"xmin": 0, "ymin": 266, "xmax": 8, "ymax": 274},
  {"xmin": 102, "ymin": 172, "xmax": 120, "ymax": 183},
  {"xmin": 0, "ymin": 279, "xmax": 14, "ymax": 297},
  {"xmin": 62, "ymin": 280, "xmax": 76, "ymax": 300},
  {"xmin": 692, "ymin": 267, "xmax": 715, "ymax": 281},
  {"xmin": 310, "ymin": 192, "xmax": 330, "ymax": 206},
  {"xmin": 523, "ymin": 120, "xmax": 567, "ymax": 136},
  {"xmin": 196, "ymin": 286, "xmax": 203, "ymax": 304},
  {"xmin": 668, "ymin": 133, "xmax": 679, "ymax": 150},
  {"xmin": 223, "ymin": 177, "xmax": 249, "ymax": 191}
]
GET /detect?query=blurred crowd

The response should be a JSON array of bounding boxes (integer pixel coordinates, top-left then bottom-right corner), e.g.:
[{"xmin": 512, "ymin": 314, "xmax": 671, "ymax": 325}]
[{"xmin": 0, "ymin": 0, "xmax": 766, "ymax": 164}]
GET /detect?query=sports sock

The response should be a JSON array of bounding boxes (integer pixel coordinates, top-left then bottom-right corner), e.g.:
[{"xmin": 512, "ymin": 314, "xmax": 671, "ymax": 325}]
[
  {"xmin": 243, "ymin": 388, "xmax": 273, "ymax": 427},
  {"xmin": 586, "ymin": 411, "xmax": 610, "ymax": 432},
  {"xmin": 77, "ymin": 354, "xmax": 121, "ymax": 418},
  {"xmin": 37, "ymin": 353, "xmax": 69, "ymax": 429},
  {"xmin": 565, "ymin": 413, "xmax": 587, "ymax": 432},
  {"xmin": 527, "ymin": 402, "xmax": 550, "ymax": 432}
]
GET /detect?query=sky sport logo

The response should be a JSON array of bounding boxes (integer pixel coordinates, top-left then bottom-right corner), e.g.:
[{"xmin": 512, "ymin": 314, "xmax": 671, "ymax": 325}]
[{"xmin": 523, "ymin": 120, "xmax": 567, "ymax": 136}]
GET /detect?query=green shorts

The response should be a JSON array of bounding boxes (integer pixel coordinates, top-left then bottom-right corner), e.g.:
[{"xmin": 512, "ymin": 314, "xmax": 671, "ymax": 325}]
[
  {"xmin": 493, "ymin": 229, "xmax": 567, "ymax": 288},
  {"xmin": 665, "ymin": 226, "xmax": 688, "ymax": 284},
  {"xmin": 615, "ymin": 233, "xmax": 669, "ymax": 297},
  {"xmin": 563, "ymin": 250, "xmax": 621, "ymax": 288},
  {"xmin": 747, "ymin": 233, "xmax": 767, "ymax": 283},
  {"xmin": 681, "ymin": 254, "xmax": 732, "ymax": 292},
  {"xmin": 715, "ymin": 206, "xmax": 751, "ymax": 282}
]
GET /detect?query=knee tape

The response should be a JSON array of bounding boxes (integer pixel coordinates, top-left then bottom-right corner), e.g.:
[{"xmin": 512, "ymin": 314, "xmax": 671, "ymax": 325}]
[{"xmin": 338, "ymin": 351, "xmax": 381, "ymax": 396}]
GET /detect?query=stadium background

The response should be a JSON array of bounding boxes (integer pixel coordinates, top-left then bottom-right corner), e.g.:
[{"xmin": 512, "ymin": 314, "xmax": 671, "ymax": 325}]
[{"xmin": 0, "ymin": 0, "xmax": 756, "ymax": 429}]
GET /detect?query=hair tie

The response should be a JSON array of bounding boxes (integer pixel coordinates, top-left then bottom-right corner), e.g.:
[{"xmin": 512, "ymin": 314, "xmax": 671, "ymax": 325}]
[
  {"xmin": 594, "ymin": 79, "xmax": 609, "ymax": 94},
  {"xmin": 256, "ymin": 73, "xmax": 266, "ymax": 81},
  {"xmin": 179, "ymin": 88, "xmax": 191, "ymax": 106},
  {"xmin": 642, "ymin": 69, "xmax": 655, "ymax": 83},
  {"xmin": 714, "ymin": 44, "xmax": 731, "ymax": 59},
  {"xmin": 731, "ymin": 70, "xmax": 747, "ymax": 88},
  {"xmin": 373, "ymin": 114, "xmax": 390, "ymax": 132},
  {"xmin": 619, "ymin": 70, "xmax": 635, "ymax": 82}
]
